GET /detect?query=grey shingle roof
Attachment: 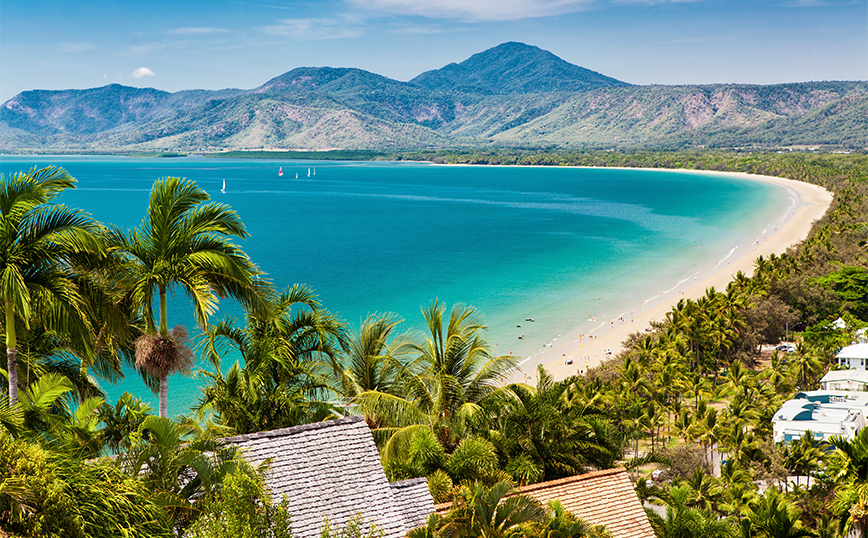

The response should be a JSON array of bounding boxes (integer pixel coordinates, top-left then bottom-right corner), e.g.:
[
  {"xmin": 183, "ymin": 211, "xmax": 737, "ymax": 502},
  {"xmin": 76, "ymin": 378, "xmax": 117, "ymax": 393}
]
[
  {"xmin": 389, "ymin": 478, "xmax": 435, "ymax": 531},
  {"xmin": 224, "ymin": 416, "xmax": 434, "ymax": 538}
]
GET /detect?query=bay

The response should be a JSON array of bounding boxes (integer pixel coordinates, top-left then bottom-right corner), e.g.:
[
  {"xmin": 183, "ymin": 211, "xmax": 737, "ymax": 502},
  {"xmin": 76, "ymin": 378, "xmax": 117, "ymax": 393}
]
[{"xmin": 0, "ymin": 156, "xmax": 789, "ymax": 415}]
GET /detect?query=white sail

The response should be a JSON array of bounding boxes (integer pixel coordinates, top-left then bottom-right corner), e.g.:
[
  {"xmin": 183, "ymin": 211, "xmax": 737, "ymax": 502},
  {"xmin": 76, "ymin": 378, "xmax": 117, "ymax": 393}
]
[{"xmin": 221, "ymin": 178, "xmax": 226, "ymax": 193}]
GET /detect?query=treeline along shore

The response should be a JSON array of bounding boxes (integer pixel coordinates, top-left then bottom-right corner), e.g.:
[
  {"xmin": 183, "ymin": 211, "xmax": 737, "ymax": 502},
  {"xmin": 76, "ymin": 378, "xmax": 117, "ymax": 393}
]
[{"xmin": 1, "ymin": 149, "xmax": 867, "ymax": 537}]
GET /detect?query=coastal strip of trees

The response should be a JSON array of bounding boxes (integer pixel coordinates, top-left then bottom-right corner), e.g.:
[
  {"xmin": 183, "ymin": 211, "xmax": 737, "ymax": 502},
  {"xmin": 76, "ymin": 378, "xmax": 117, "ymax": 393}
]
[{"xmin": 0, "ymin": 149, "xmax": 866, "ymax": 537}]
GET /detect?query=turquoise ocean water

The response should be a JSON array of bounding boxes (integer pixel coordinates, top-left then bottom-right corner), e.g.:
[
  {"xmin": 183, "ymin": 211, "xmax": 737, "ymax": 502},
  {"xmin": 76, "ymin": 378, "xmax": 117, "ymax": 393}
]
[{"xmin": 0, "ymin": 156, "xmax": 791, "ymax": 415}]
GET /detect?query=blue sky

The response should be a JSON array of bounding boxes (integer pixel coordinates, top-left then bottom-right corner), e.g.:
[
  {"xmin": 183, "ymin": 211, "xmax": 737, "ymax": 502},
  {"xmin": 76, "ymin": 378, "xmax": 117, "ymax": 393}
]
[{"xmin": 1, "ymin": 0, "xmax": 866, "ymax": 102}]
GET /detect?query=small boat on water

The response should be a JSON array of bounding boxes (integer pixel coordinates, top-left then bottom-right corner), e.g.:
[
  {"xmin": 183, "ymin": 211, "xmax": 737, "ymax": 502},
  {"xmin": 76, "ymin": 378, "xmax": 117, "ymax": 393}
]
[
  {"xmin": 221, "ymin": 178, "xmax": 226, "ymax": 193},
  {"xmin": 307, "ymin": 167, "xmax": 311, "ymax": 177},
  {"xmin": 278, "ymin": 167, "xmax": 284, "ymax": 177},
  {"xmin": 295, "ymin": 173, "xmax": 298, "ymax": 179}
]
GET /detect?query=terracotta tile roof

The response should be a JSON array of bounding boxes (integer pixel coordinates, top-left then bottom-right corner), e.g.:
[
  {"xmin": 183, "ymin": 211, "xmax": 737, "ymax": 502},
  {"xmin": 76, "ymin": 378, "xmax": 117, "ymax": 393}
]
[
  {"xmin": 224, "ymin": 416, "xmax": 434, "ymax": 538},
  {"xmin": 518, "ymin": 469, "xmax": 654, "ymax": 538},
  {"xmin": 434, "ymin": 468, "xmax": 653, "ymax": 538}
]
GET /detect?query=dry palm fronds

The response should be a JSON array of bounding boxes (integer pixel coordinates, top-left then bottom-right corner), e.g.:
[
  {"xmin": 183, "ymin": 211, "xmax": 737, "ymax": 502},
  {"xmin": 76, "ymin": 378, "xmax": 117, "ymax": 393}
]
[{"xmin": 135, "ymin": 325, "xmax": 195, "ymax": 377}]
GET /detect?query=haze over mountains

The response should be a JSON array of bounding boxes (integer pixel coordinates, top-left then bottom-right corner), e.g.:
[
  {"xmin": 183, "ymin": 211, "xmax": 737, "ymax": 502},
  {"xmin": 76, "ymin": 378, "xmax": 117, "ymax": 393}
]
[{"xmin": 1, "ymin": 42, "xmax": 866, "ymax": 152}]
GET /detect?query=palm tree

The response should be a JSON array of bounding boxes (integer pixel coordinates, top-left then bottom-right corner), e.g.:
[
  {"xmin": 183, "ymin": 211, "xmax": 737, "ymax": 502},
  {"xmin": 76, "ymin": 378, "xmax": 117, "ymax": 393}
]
[
  {"xmin": 717, "ymin": 460, "xmax": 757, "ymax": 523},
  {"xmin": 197, "ymin": 284, "xmax": 342, "ymax": 433},
  {"xmin": 790, "ymin": 343, "xmax": 824, "ymax": 392},
  {"xmin": 647, "ymin": 485, "xmax": 738, "ymax": 538},
  {"xmin": 744, "ymin": 487, "xmax": 815, "ymax": 538},
  {"xmin": 488, "ymin": 367, "xmax": 620, "ymax": 484},
  {"xmin": 681, "ymin": 468, "xmax": 723, "ymax": 514},
  {"xmin": 70, "ymin": 251, "xmax": 143, "ymax": 396},
  {"xmin": 328, "ymin": 312, "xmax": 413, "ymax": 399},
  {"xmin": 107, "ymin": 176, "xmax": 267, "ymax": 417},
  {"xmin": 0, "ymin": 166, "xmax": 103, "ymax": 406},
  {"xmin": 356, "ymin": 300, "xmax": 517, "ymax": 458},
  {"xmin": 119, "ymin": 415, "xmax": 254, "ymax": 524},
  {"xmin": 439, "ymin": 480, "xmax": 546, "ymax": 538},
  {"xmin": 826, "ymin": 428, "xmax": 868, "ymax": 537}
]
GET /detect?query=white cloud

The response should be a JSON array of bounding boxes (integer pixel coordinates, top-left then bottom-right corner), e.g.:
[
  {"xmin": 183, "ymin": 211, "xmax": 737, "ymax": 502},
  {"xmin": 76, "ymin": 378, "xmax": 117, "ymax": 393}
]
[
  {"xmin": 260, "ymin": 15, "xmax": 364, "ymax": 39},
  {"xmin": 132, "ymin": 67, "xmax": 155, "ymax": 78},
  {"xmin": 348, "ymin": 0, "xmax": 597, "ymax": 21},
  {"xmin": 167, "ymin": 27, "xmax": 232, "ymax": 35}
]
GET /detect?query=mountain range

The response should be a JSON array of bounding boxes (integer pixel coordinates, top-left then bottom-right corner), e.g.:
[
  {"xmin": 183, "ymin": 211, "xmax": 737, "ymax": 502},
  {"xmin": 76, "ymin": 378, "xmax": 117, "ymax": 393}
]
[{"xmin": 2, "ymin": 41, "xmax": 866, "ymax": 152}]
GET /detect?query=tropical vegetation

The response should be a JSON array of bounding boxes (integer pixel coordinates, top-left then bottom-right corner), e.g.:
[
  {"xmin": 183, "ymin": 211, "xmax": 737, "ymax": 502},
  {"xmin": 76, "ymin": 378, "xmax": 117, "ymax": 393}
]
[{"xmin": 0, "ymin": 149, "xmax": 866, "ymax": 537}]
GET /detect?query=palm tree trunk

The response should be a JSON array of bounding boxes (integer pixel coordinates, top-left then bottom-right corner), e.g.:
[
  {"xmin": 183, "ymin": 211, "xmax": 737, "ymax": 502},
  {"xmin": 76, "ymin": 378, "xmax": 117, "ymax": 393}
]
[
  {"xmin": 6, "ymin": 306, "xmax": 18, "ymax": 407},
  {"xmin": 159, "ymin": 286, "xmax": 168, "ymax": 337},
  {"xmin": 159, "ymin": 286, "xmax": 168, "ymax": 418},
  {"xmin": 160, "ymin": 374, "xmax": 168, "ymax": 418},
  {"xmin": 6, "ymin": 348, "xmax": 17, "ymax": 407}
]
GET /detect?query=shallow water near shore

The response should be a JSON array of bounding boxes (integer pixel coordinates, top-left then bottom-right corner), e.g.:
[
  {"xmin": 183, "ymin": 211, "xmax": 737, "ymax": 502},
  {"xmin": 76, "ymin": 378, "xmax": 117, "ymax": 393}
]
[{"xmin": 0, "ymin": 156, "xmax": 790, "ymax": 415}]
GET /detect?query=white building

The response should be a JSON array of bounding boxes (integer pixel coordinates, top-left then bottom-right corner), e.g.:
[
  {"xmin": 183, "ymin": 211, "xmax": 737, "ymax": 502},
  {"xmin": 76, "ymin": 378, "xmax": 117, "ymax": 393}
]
[
  {"xmin": 772, "ymin": 391, "xmax": 868, "ymax": 443},
  {"xmin": 834, "ymin": 343, "xmax": 868, "ymax": 370},
  {"xmin": 820, "ymin": 369, "xmax": 868, "ymax": 392}
]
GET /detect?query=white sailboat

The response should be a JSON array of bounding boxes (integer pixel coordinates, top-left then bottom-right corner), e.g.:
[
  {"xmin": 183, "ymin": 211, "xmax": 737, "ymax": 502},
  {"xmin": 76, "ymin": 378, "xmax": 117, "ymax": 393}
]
[
  {"xmin": 307, "ymin": 167, "xmax": 311, "ymax": 177},
  {"xmin": 221, "ymin": 178, "xmax": 225, "ymax": 193},
  {"xmin": 313, "ymin": 167, "xmax": 316, "ymax": 176},
  {"xmin": 295, "ymin": 173, "xmax": 298, "ymax": 179},
  {"xmin": 278, "ymin": 167, "xmax": 284, "ymax": 177}
]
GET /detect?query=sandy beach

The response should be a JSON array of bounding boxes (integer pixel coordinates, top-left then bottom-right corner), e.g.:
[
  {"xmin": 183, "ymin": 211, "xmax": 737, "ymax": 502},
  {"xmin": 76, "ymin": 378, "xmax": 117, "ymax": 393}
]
[{"xmin": 511, "ymin": 170, "xmax": 833, "ymax": 383}]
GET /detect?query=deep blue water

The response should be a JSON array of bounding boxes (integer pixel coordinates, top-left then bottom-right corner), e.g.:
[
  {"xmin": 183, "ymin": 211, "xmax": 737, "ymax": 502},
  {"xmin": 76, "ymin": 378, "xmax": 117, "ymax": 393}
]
[{"xmin": 0, "ymin": 156, "xmax": 788, "ymax": 415}]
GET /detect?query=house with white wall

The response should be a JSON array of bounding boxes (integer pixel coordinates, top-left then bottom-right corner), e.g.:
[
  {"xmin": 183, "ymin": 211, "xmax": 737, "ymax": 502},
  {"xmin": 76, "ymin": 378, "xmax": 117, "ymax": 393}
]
[
  {"xmin": 772, "ymin": 391, "xmax": 868, "ymax": 443},
  {"xmin": 835, "ymin": 343, "xmax": 868, "ymax": 369}
]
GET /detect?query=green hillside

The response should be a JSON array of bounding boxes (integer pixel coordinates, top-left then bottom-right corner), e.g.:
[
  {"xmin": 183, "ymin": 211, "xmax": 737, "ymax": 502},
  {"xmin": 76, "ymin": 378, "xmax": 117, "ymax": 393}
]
[
  {"xmin": 1, "ymin": 42, "xmax": 865, "ymax": 152},
  {"xmin": 410, "ymin": 41, "xmax": 627, "ymax": 94}
]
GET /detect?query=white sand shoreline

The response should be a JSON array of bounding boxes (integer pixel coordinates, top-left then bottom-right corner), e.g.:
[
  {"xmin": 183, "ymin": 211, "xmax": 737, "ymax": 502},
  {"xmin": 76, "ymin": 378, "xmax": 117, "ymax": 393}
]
[{"xmin": 507, "ymin": 168, "xmax": 833, "ymax": 383}]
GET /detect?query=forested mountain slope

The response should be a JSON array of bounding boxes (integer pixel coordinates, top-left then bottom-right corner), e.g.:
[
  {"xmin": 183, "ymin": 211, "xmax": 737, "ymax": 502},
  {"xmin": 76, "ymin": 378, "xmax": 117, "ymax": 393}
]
[{"xmin": 1, "ymin": 42, "xmax": 865, "ymax": 152}]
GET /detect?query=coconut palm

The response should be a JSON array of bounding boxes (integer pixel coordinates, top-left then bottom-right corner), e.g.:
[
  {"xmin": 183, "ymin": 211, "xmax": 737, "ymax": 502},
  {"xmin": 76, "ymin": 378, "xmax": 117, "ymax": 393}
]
[
  {"xmin": 826, "ymin": 428, "xmax": 868, "ymax": 537},
  {"xmin": 70, "ymin": 254, "xmax": 143, "ymax": 394},
  {"xmin": 355, "ymin": 300, "xmax": 517, "ymax": 459},
  {"xmin": 487, "ymin": 367, "xmax": 620, "ymax": 484},
  {"xmin": 197, "ymin": 284, "xmax": 342, "ymax": 434},
  {"xmin": 0, "ymin": 166, "xmax": 103, "ymax": 406},
  {"xmin": 107, "ymin": 176, "xmax": 267, "ymax": 417},
  {"xmin": 327, "ymin": 312, "xmax": 413, "ymax": 401},
  {"xmin": 647, "ymin": 485, "xmax": 738, "ymax": 538},
  {"xmin": 439, "ymin": 480, "xmax": 547, "ymax": 538},
  {"xmin": 790, "ymin": 343, "xmax": 824, "ymax": 392},
  {"xmin": 681, "ymin": 468, "xmax": 724, "ymax": 514},
  {"xmin": 744, "ymin": 487, "xmax": 815, "ymax": 538}
]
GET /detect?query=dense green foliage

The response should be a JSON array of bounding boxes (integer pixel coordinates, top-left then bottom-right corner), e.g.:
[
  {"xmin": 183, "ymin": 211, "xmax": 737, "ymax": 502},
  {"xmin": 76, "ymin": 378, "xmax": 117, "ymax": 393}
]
[
  {"xmin": 183, "ymin": 467, "xmax": 295, "ymax": 538},
  {"xmin": 210, "ymin": 150, "xmax": 386, "ymax": 160}
]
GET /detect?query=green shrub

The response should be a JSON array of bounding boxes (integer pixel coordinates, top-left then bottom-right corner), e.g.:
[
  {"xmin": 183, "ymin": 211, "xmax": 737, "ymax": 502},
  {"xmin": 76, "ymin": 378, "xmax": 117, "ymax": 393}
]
[{"xmin": 184, "ymin": 468, "xmax": 293, "ymax": 538}]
